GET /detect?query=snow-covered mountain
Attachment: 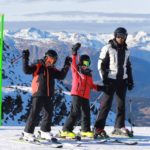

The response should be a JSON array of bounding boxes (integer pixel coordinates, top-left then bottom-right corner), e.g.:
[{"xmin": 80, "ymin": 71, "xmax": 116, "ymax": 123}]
[
  {"xmin": 2, "ymin": 28, "xmax": 150, "ymax": 126},
  {"xmin": 2, "ymin": 32, "xmax": 115, "ymax": 126}
]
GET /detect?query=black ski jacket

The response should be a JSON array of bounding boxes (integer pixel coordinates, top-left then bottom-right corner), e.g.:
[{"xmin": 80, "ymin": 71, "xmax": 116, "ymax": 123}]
[
  {"xmin": 23, "ymin": 58, "xmax": 69, "ymax": 97},
  {"xmin": 98, "ymin": 39, "xmax": 133, "ymax": 84}
]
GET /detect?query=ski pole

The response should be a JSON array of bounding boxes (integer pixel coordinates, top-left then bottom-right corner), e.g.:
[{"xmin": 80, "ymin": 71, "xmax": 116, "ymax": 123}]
[
  {"xmin": 10, "ymin": 48, "xmax": 30, "ymax": 64},
  {"xmin": 128, "ymin": 98, "xmax": 134, "ymax": 134},
  {"xmin": 10, "ymin": 55, "xmax": 23, "ymax": 64},
  {"xmin": 4, "ymin": 55, "xmax": 23, "ymax": 70},
  {"xmin": 71, "ymin": 64, "xmax": 84, "ymax": 80},
  {"xmin": 56, "ymin": 88, "xmax": 71, "ymax": 95},
  {"xmin": 90, "ymin": 92, "xmax": 104, "ymax": 110}
]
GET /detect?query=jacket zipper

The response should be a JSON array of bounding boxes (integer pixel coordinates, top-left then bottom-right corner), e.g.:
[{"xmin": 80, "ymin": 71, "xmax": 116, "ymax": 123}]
[{"xmin": 46, "ymin": 68, "xmax": 50, "ymax": 96}]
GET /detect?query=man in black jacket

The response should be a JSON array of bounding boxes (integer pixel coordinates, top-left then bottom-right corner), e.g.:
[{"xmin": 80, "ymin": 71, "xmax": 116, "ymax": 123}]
[
  {"xmin": 22, "ymin": 49, "xmax": 71, "ymax": 141},
  {"xmin": 94, "ymin": 27, "xmax": 134, "ymax": 138}
]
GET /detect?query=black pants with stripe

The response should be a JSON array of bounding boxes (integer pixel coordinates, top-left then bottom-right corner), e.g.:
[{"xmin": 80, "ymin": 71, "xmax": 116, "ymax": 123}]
[
  {"xmin": 63, "ymin": 95, "xmax": 91, "ymax": 132},
  {"xmin": 94, "ymin": 79, "xmax": 127, "ymax": 129},
  {"xmin": 24, "ymin": 96, "xmax": 53, "ymax": 133}
]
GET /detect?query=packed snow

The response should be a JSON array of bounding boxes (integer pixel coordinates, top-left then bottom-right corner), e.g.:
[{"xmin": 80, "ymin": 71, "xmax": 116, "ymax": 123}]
[{"xmin": 0, "ymin": 126, "xmax": 150, "ymax": 150}]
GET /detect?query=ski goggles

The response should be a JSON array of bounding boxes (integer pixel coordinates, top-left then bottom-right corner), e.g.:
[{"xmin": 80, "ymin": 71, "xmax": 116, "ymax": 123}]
[
  {"xmin": 83, "ymin": 60, "xmax": 90, "ymax": 67},
  {"xmin": 46, "ymin": 56, "xmax": 57, "ymax": 64}
]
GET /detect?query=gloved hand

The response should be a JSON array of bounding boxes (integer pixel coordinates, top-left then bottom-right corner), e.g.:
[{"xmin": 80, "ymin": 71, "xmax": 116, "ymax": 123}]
[
  {"xmin": 102, "ymin": 78, "xmax": 114, "ymax": 93},
  {"xmin": 22, "ymin": 49, "xmax": 30, "ymax": 59},
  {"xmin": 97, "ymin": 85, "xmax": 108, "ymax": 92},
  {"xmin": 64, "ymin": 56, "xmax": 72, "ymax": 67},
  {"xmin": 72, "ymin": 43, "xmax": 81, "ymax": 55},
  {"xmin": 128, "ymin": 82, "xmax": 134, "ymax": 91},
  {"xmin": 103, "ymin": 78, "xmax": 110, "ymax": 86}
]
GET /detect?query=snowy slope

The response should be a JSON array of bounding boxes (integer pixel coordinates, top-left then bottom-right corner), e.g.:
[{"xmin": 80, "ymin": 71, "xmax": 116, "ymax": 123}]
[{"xmin": 0, "ymin": 126, "xmax": 150, "ymax": 150}]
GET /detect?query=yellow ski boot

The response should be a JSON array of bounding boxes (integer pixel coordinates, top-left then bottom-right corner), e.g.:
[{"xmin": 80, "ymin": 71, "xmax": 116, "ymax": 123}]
[
  {"xmin": 59, "ymin": 131, "xmax": 76, "ymax": 139},
  {"xmin": 80, "ymin": 131, "xmax": 94, "ymax": 138}
]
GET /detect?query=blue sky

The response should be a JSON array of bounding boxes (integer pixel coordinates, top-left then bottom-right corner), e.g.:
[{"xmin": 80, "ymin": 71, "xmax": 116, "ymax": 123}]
[
  {"xmin": 1, "ymin": 0, "xmax": 150, "ymax": 21},
  {"xmin": 1, "ymin": 0, "xmax": 150, "ymax": 32}
]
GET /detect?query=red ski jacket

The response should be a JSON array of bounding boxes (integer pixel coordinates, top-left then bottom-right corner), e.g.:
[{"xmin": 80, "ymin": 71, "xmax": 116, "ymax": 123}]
[
  {"xmin": 23, "ymin": 58, "xmax": 69, "ymax": 97},
  {"xmin": 71, "ymin": 55, "xmax": 99, "ymax": 99}
]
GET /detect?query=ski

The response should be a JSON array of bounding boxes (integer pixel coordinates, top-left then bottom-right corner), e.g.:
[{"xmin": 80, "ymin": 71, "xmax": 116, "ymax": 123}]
[
  {"xmin": 55, "ymin": 132, "xmax": 81, "ymax": 141},
  {"xmin": 14, "ymin": 134, "xmax": 63, "ymax": 148},
  {"xmin": 36, "ymin": 131, "xmax": 81, "ymax": 148},
  {"xmin": 77, "ymin": 139, "xmax": 107, "ymax": 144},
  {"xmin": 89, "ymin": 139, "xmax": 107, "ymax": 144},
  {"xmin": 78, "ymin": 137, "xmax": 137, "ymax": 145},
  {"xmin": 107, "ymin": 139, "xmax": 138, "ymax": 145},
  {"xmin": 14, "ymin": 136, "xmax": 41, "ymax": 145},
  {"xmin": 17, "ymin": 138, "xmax": 63, "ymax": 148},
  {"xmin": 37, "ymin": 137, "xmax": 82, "ymax": 148},
  {"xmin": 37, "ymin": 138, "xmax": 63, "ymax": 148},
  {"xmin": 89, "ymin": 138, "xmax": 137, "ymax": 145},
  {"xmin": 35, "ymin": 130, "xmax": 63, "ymax": 148},
  {"xmin": 62, "ymin": 142, "xmax": 82, "ymax": 148}
]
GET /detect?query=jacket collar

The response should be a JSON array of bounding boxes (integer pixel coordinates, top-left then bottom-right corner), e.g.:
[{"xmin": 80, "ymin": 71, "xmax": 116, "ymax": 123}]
[
  {"xmin": 109, "ymin": 39, "xmax": 128, "ymax": 51},
  {"xmin": 78, "ymin": 65, "xmax": 92, "ymax": 76}
]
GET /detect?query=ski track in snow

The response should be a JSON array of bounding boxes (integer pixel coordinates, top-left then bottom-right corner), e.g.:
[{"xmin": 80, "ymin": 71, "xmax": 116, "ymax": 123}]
[{"xmin": 0, "ymin": 126, "xmax": 150, "ymax": 150}]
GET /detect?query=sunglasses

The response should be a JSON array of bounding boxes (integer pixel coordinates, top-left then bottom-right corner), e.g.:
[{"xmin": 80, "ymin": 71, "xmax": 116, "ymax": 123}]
[
  {"xmin": 116, "ymin": 34, "xmax": 127, "ymax": 39},
  {"xmin": 83, "ymin": 60, "xmax": 90, "ymax": 67}
]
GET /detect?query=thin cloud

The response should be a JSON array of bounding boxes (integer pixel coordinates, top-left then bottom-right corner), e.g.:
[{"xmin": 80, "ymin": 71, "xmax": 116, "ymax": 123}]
[
  {"xmin": 22, "ymin": 11, "xmax": 150, "ymax": 25},
  {"xmin": 24, "ymin": 11, "xmax": 150, "ymax": 18},
  {"xmin": 1, "ymin": 0, "xmax": 104, "ymax": 2}
]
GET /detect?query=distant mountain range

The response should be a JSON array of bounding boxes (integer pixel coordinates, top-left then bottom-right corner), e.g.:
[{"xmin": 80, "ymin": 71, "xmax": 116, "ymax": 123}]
[{"xmin": 2, "ymin": 28, "xmax": 150, "ymax": 126}]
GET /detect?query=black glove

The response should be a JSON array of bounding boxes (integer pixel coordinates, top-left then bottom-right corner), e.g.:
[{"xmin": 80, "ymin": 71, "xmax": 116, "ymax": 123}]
[
  {"xmin": 22, "ymin": 49, "xmax": 30, "ymax": 59},
  {"xmin": 64, "ymin": 56, "xmax": 72, "ymax": 67},
  {"xmin": 103, "ymin": 78, "xmax": 110, "ymax": 86},
  {"xmin": 72, "ymin": 43, "xmax": 81, "ymax": 55},
  {"xmin": 97, "ymin": 85, "xmax": 108, "ymax": 92},
  {"xmin": 102, "ymin": 78, "xmax": 114, "ymax": 94},
  {"xmin": 128, "ymin": 82, "xmax": 134, "ymax": 91}
]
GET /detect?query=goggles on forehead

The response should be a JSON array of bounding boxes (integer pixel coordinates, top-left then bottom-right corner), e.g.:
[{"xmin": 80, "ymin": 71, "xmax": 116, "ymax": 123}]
[{"xmin": 83, "ymin": 60, "xmax": 90, "ymax": 67}]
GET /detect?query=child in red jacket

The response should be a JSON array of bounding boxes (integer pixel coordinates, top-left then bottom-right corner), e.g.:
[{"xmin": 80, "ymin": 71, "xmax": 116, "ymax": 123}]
[{"xmin": 60, "ymin": 43, "xmax": 106, "ymax": 138}]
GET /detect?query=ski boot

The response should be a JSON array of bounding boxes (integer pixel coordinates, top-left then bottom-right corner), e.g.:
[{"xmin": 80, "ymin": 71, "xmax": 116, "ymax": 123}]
[
  {"xmin": 22, "ymin": 132, "xmax": 36, "ymax": 142},
  {"xmin": 59, "ymin": 130, "xmax": 77, "ymax": 139},
  {"xmin": 80, "ymin": 131, "xmax": 94, "ymax": 138},
  {"xmin": 111, "ymin": 127, "xmax": 134, "ymax": 137},
  {"xmin": 38, "ymin": 130, "xmax": 62, "ymax": 143},
  {"xmin": 94, "ymin": 128, "xmax": 109, "ymax": 139},
  {"xmin": 37, "ymin": 130, "xmax": 53, "ymax": 140}
]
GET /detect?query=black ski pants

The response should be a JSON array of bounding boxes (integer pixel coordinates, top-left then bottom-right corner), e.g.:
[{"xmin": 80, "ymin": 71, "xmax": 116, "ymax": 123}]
[
  {"xmin": 94, "ymin": 79, "xmax": 127, "ymax": 129},
  {"xmin": 24, "ymin": 96, "xmax": 53, "ymax": 133},
  {"xmin": 63, "ymin": 95, "xmax": 91, "ymax": 132}
]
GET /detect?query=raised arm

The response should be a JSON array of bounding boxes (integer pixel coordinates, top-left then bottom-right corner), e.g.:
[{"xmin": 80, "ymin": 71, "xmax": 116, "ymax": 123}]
[
  {"xmin": 22, "ymin": 49, "xmax": 36, "ymax": 74},
  {"xmin": 54, "ymin": 56, "xmax": 71, "ymax": 80},
  {"xmin": 71, "ymin": 43, "xmax": 81, "ymax": 72}
]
